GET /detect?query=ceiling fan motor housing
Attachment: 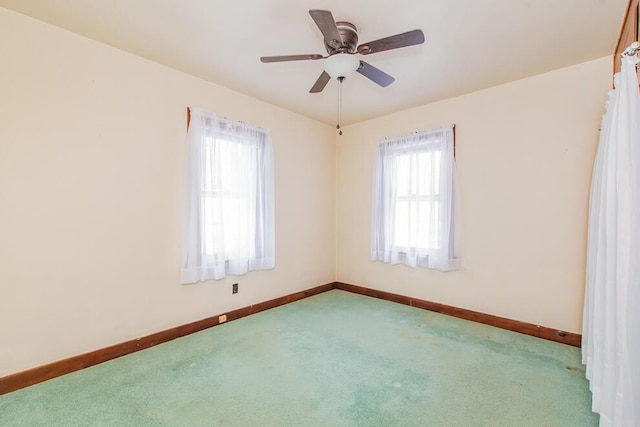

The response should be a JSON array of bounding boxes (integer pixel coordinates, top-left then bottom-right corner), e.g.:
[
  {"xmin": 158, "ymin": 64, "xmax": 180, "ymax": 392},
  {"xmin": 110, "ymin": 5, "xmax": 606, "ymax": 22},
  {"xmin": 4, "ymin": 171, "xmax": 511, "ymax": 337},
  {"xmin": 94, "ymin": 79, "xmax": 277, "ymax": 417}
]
[
  {"xmin": 260, "ymin": 10, "xmax": 425, "ymax": 92},
  {"xmin": 326, "ymin": 21, "xmax": 358, "ymax": 55}
]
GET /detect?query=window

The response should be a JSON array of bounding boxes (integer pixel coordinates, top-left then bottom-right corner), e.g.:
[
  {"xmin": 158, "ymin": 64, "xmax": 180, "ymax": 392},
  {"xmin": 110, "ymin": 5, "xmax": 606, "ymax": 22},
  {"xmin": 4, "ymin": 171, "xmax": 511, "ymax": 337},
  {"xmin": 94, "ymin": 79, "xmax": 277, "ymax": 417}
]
[
  {"xmin": 371, "ymin": 125, "xmax": 461, "ymax": 271},
  {"xmin": 181, "ymin": 107, "xmax": 275, "ymax": 283}
]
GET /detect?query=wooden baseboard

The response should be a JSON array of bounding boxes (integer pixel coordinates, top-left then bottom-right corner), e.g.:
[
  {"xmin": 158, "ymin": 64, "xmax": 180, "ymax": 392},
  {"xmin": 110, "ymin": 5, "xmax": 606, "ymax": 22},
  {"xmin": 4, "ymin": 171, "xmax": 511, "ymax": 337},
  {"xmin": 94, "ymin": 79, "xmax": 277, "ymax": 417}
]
[
  {"xmin": 0, "ymin": 282, "xmax": 335, "ymax": 396},
  {"xmin": 334, "ymin": 282, "xmax": 581, "ymax": 347},
  {"xmin": 1, "ymin": 280, "xmax": 581, "ymax": 396}
]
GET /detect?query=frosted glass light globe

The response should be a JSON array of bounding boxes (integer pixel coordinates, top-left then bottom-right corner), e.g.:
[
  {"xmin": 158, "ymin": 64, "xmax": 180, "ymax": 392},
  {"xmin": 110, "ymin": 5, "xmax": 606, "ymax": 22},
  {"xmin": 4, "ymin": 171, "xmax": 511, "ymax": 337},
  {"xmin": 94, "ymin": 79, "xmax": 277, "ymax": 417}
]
[{"xmin": 324, "ymin": 54, "xmax": 360, "ymax": 79}]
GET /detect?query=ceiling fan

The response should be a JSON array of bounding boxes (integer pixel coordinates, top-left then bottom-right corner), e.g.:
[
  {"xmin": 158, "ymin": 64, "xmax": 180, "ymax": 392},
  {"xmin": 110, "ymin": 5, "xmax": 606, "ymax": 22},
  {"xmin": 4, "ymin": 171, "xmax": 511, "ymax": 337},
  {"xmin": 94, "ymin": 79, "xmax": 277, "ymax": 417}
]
[{"xmin": 260, "ymin": 9, "xmax": 425, "ymax": 93}]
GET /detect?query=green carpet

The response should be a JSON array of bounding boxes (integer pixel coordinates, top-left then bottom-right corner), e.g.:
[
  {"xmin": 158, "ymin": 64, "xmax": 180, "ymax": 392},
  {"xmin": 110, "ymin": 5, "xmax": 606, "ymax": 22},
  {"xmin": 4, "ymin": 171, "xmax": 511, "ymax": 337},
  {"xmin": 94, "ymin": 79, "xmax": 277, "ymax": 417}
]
[{"xmin": 0, "ymin": 290, "xmax": 597, "ymax": 426}]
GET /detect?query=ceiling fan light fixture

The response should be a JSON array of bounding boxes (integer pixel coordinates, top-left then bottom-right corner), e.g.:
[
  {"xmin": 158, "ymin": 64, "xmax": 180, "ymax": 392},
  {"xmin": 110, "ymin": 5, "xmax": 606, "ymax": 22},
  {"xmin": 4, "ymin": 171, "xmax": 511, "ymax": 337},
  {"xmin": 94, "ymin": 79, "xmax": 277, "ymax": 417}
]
[{"xmin": 323, "ymin": 53, "xmax": 360, "ymax": 79}]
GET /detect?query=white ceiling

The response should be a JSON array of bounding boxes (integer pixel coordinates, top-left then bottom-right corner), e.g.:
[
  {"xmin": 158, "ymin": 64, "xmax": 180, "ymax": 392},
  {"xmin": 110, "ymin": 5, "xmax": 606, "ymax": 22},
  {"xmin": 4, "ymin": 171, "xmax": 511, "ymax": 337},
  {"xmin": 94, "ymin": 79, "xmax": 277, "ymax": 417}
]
[{"xmin": 0, "ymin": 0, "xmax": 628, "ymax": 125}]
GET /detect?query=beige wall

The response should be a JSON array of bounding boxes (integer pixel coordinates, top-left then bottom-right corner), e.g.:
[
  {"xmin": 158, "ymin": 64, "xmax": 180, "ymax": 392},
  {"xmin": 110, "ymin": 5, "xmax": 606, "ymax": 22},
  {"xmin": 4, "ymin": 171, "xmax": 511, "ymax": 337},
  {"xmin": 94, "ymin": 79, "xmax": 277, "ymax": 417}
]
[
  {"xmin": 0, "ymin": 6, "xmax": 613, "ymax": 379},
  {"xmin": 337, "ymin": 56, "xmax": 611, "ymax": 333},
  {"xmin": 0, "ymin": 8, "xmax": 335, "ymax": 377}
]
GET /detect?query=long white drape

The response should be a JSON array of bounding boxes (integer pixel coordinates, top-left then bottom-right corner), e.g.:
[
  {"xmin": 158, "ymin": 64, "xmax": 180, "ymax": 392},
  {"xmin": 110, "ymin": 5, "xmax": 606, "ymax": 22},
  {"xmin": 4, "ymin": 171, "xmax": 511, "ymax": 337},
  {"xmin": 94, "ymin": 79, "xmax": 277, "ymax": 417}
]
[
  {"xmin": 582, "ymin": 52, "xmax": 640, "ymax": 427},
  {"xmin": 371, "ymin": 125, "xmax": 461, "ymax": 271},
  {"xmin": 181, "ymin": 107, "xmax": 275, "ymax": 283}
]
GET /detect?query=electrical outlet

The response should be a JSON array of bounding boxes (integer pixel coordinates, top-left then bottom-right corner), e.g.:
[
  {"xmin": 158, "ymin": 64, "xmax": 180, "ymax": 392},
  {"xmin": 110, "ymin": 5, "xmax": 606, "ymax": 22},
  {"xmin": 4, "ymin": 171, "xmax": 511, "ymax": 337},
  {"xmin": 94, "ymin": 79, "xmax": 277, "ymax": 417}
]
[
  {"xmin": 218, "ymin": 314, "xmax": 227, "ymax": 323},
  {"xmin": 232, "ymin": 283, "xmax": 238, "ymax": 294}
]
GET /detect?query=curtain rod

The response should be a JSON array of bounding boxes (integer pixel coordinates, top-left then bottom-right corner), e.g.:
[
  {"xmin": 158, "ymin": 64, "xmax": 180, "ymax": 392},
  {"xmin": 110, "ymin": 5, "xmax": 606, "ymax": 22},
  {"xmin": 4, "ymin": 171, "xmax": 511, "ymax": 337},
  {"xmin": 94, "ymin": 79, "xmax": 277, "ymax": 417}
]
[
  {"xmin": 381, "ymin": 124, "xmax": 455, "ymax": 141},
  {"xmin": 186, "ymin": 107, "xmax": 267, "ymax": 133}
]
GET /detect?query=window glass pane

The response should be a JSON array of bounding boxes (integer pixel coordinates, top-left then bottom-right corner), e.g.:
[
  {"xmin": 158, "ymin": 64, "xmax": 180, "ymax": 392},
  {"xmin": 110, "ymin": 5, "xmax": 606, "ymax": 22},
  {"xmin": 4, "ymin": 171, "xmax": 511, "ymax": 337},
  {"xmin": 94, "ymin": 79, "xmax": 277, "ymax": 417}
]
[
  {"xmin": 202, "ymin": 138, "xmax": 253, "ymax": 260},
  {"xmin": 412, "ymin": 200, "xmax": 440, "ymax": 250},
  {"xmin": 203, "ymin": 138, "xmax": 214, "ymax": 192},
  {"xmin": 396, "ymin": 155, "xmax": 410, "ymax": 197},
  {"xmin": 223, "ymin": 197, "xmax": 246, "ymax": 258},
  {"xmin": 203, "ymin": 193, "xmax": 215, "ymax": 255},
  {"xmin": 432, "ymin": 151, "xmax": 441, "ymax": 195},
  {"xmin": 394, "ymin": 200, "xmax": 410, "ymax": 248},
  {"xmin": 391, "ymin": 140, "xmax": 442, "ymax": 251}
]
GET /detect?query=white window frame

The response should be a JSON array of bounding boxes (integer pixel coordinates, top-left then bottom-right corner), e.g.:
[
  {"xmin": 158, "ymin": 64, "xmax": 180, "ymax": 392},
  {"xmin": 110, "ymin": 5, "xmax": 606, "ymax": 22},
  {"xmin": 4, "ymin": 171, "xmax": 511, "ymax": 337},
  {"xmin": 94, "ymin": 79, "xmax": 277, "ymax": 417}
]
[
  {"xmin": 371, "ymin": 125, "xmax": 461, "ymax": 271},
  {"xmin": 181, "ymin": 108, "xmax": 275, "ymax": 283}
]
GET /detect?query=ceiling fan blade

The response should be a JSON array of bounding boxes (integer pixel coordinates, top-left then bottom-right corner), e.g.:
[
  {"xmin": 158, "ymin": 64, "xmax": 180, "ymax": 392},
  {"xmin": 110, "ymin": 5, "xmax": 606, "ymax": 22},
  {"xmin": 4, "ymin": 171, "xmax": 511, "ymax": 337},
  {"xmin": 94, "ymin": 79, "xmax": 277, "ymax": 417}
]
[
  {"xmin": 260, "ymin": 54, "xmax": 324, "ymax": 63},
  {"xmin": 310, "ymin": 71, "xmax": 331, "ymax": 93},
  {"xmin": 356, "ymin": 61, "xmax": 395, "ymax": 87},
  {"xmin": 357, "ymin": 29, "xmax": 425, "ymax": 55},
  {"xmin": 309, "ymin": 9, "xmax": 342, "ymax": 48}
]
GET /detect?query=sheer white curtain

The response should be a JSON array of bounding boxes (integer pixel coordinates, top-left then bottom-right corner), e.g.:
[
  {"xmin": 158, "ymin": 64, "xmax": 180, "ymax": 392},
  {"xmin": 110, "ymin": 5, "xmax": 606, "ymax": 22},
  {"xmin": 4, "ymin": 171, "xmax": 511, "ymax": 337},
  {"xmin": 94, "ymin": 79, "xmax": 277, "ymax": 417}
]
[
  {"xmin": 181, "ymin": 107, "xmax": 275, "ymax": 283},
  {"xmin": 371, "ymin": 125, "xmax": 461, "ymax": 271},
  {"xmin": 582, "ymin": 50, "xmax": 640, "ymax": 427}
]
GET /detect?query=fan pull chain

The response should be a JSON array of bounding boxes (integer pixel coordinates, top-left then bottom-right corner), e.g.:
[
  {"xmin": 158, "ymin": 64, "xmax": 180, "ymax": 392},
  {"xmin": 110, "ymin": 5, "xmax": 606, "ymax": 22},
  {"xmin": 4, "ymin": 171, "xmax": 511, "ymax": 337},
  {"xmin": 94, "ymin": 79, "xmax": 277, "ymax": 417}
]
[{"xmin": 336, "ymin": 76, "xmax": 344, "ymax": 136}]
